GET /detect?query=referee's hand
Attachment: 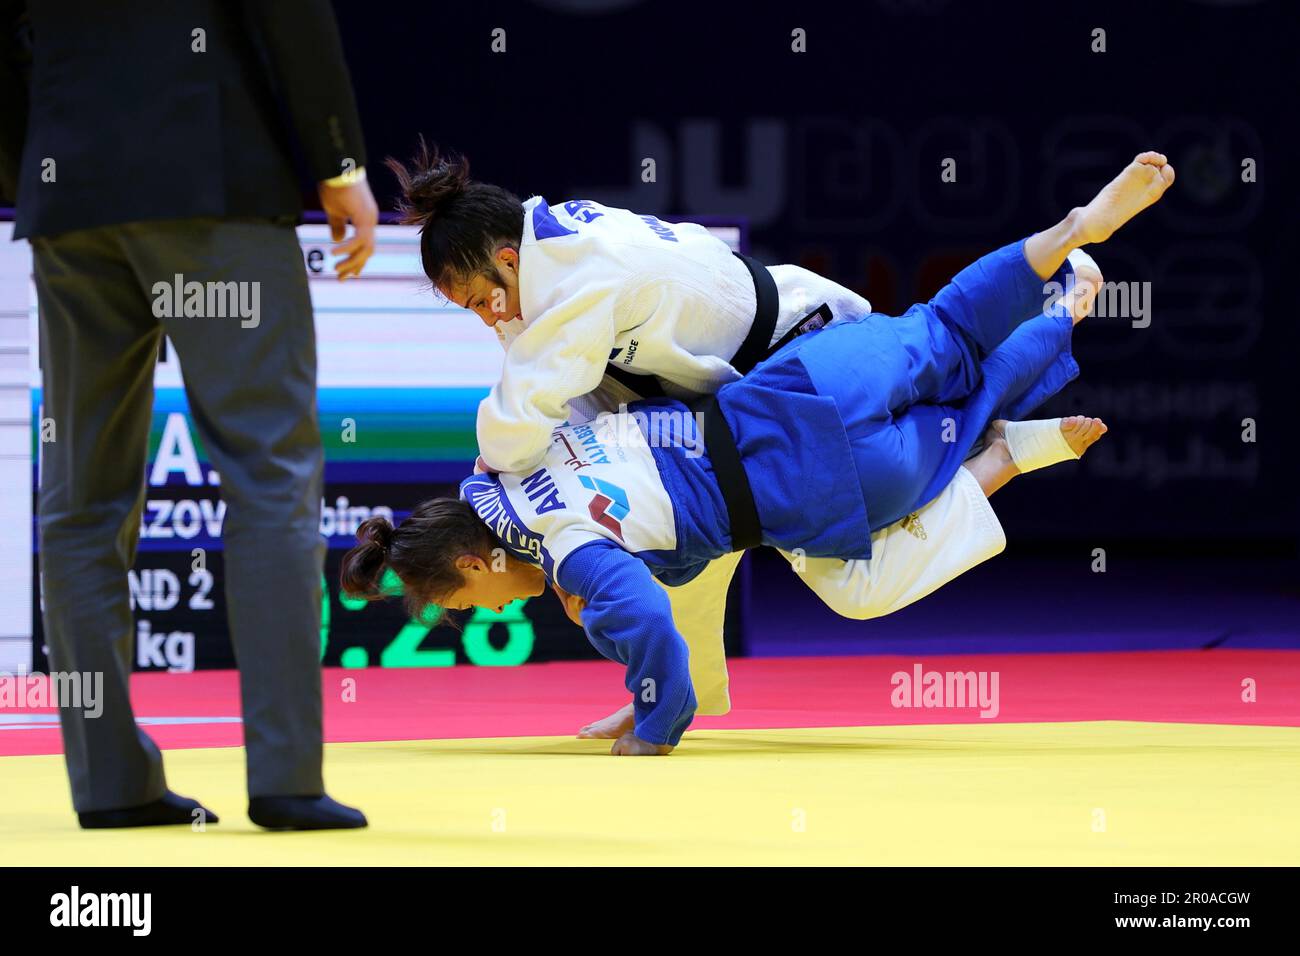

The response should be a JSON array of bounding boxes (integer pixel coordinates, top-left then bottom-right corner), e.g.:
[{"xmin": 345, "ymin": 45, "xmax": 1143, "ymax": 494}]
[{"xmin": 319, "ymin": 177, "xmax": 378, "ymax": 280}]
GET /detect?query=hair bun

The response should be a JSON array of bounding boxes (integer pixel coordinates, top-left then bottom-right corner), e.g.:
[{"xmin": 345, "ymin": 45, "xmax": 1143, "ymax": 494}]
[
  {"xmin": 386, "ymin": 137, "xmax": 470, "ymax": 227},
  {"xmin": 340, "ymin": 515, "xmax": 396, "ymax": 599},
  {"xmin": 357, "ymin": 515, "xmax": 393, "ymax": 553}
]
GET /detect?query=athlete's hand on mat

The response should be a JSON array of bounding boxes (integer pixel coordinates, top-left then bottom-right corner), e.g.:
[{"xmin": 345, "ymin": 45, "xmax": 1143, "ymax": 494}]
[
  {"xmin": 551, "ymin": 583, "xmax": 586, "ymax": 627},
  {"xmin": 318, "ymin": 177, "xmax": 379, "ymax": 280},
  {"xmin": 610, "ymin": 731, "xmax": 674, "ymax": 756}
]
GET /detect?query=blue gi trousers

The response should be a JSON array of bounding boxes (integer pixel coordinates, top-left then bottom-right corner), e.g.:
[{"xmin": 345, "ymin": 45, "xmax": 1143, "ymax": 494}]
[{"xmin": 723, "ymin": 239, "xmax": 1080, "ymax": 545}]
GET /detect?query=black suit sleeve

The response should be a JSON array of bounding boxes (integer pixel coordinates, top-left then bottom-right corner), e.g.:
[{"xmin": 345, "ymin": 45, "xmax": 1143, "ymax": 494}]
[
  {"xmin": 240, "ymin": 0, "xmax": 367, "ymax": 184},
  {"xmin": 0, "ymin": 0, "xmax": 30, "ymax": 204}
]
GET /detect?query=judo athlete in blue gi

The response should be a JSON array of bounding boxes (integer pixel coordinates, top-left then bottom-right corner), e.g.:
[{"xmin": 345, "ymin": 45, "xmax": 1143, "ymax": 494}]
[{"xmin": 344, "ymin": 152, "xmax": 1174, "ymax": 754}]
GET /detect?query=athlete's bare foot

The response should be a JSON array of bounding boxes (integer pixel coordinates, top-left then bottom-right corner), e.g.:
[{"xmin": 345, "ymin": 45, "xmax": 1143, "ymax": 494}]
[
  {"xmin": 577, "ymin": 701, "xmax": 635, "ymax": 739},
  {"xmin": 1073, "ymin": 152, "xmax": 1176, "ymax": 246},
  {"xmin": 969, "ymin": 416, "xmax": 1108, "ymax": 496},
  {"xmin": 1055, "ymin": 415, "xmax": 1108, "ymax": 457},
  {"xmin": 989, "ymin": 416, "xmax": 1109, "ymax": 471}
]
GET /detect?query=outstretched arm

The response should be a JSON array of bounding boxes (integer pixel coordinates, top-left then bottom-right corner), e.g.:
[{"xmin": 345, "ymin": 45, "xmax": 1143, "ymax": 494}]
[{"xmin": 555, "ymin": 541, "xmax": 695, "ymax": 753}]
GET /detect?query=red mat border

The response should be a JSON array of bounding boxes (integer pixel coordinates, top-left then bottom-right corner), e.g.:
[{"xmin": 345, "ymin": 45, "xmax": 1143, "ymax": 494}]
[{"xmin": 2, "ymin": 649, "xmax": 1296, "ymax": 757}]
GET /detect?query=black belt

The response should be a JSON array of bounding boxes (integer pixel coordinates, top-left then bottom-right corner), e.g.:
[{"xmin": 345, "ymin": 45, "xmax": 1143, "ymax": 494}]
[
  {"xmin": 729, "ymin": 252, "xmax": 780, "ymax": 375},
  {"xmin": 602, "ymin": 353, "xmax": 664, "ymax": 398},
  {"xmin": 603, "ymin": 251, "xmax": 829, "ymax": 398},
  {"xmin": 694, "ymin": 393, "xmax": 762, "ymax": 552}
]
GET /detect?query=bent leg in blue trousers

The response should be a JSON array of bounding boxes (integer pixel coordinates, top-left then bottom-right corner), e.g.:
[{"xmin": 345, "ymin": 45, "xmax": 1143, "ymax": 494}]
[{"xmin": 770, "ymin": 239, "xmax": 1077, "ymax": 531}]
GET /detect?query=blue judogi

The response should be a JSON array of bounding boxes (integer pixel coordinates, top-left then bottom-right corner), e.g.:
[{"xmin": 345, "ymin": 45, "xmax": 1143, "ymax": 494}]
[
  {"xmin": 468, "ymin": 240, "xmax": 1079, "ymax": 746},
  {"xmin": 719, "ymin": 238, "xmax": 1079, "ymax": 554}
]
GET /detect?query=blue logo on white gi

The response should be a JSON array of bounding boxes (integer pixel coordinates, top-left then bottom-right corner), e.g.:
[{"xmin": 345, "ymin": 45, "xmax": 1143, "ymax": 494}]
[
  {"xmin": 639, "ymin": 214, "xmax": 678, "ymax": 243},
  {"xmin": 564, "ymin": 200, "xmax": 605, "ymax": 224}
]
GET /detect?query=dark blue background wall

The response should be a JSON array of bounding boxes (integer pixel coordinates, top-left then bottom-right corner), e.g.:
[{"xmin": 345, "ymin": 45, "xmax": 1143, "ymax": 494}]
[
  {"xmin": 327, "ymin": 0, "xmax": 1298, "ymax": 652},
  {"xmin": 332, "ymin": 0, "xmax": 1298, "ymax": 556}
]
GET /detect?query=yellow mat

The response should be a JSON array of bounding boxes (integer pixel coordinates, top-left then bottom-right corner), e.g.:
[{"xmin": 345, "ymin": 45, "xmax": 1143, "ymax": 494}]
[{"xmin": 4, "ymin": 721, "xmax": 1298, "ymax": 865}]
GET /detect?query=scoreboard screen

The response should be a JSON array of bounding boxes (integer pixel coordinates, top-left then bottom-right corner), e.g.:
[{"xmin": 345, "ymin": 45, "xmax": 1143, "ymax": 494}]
[{"xmin": 0, "ymin": 217, "xmax": 745, "ymax": 674}]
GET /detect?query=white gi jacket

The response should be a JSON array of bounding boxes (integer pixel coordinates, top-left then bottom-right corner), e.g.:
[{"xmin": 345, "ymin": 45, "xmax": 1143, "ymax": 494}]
[{"xmin": 476, "ymin": 196, "xmax": 872, "ymax": 473}]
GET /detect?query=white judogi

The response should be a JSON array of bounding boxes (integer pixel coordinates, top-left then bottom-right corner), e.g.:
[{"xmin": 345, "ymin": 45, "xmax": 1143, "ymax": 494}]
[
  {"xmin": 463, "ymin": 416, "xmax": 680, "ymax": 577},
  {"xmin": 478, "ymin": 196, "xmax": 872, "ymax": 475},
  {"xmin": 785, "ymin": 466, "xmax": 1006, "ymax": 621},
  {"xmin": 475, "ymin": 198, "xmax": 999, "ymax": 716}
]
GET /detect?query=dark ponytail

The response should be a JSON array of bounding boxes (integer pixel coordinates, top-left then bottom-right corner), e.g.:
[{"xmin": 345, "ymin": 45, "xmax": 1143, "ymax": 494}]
[
  {"xmin": 340, "ymin": 498, "xmax": 496, "ymax": 622},
  {"xmin": 339, "ymin": 515, "xmax": 394, "ymax": 600},
  {"xmin": 385, "ymin": 137, "xmax": 524, "ymax": 289}
]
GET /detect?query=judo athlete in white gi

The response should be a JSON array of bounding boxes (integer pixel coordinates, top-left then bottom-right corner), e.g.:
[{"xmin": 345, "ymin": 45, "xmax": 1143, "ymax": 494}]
[
  {"xmin": 386, "ymin": 140, "xmax": 876, "ymax": 727},
  {"xmin": 347, "ymin": 152, "xmax": 1175, "ymax": 754}
]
